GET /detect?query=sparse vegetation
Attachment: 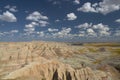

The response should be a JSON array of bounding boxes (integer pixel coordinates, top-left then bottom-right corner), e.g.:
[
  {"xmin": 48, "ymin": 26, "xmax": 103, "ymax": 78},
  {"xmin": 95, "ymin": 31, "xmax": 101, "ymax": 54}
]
[
  {"xmin": 84, "ymin": 43, "xmax": 120, "ymax": 47},
  {"xmin": 88, "ymin": 47, "xmax": 98, "ymax": 53},
  {"xmin": 93, "ymin": 59, "xmax": 102, "ymax": 64},
  {"xmin": 110, "ymin": 48, "xmax": 120, "ymax": 55}
]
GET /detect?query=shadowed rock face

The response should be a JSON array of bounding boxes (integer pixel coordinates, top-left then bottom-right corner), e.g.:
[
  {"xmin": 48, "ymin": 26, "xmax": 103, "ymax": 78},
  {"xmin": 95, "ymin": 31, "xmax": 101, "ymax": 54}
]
[{"xmin": 3, "ymin": 57, "xmax": 114, "ymax": 80}]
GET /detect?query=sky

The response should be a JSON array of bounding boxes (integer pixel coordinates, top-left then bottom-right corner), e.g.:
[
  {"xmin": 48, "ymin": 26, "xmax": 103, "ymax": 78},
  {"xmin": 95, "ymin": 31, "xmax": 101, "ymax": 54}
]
[{"xmin": 0, "ymin": 0, "xmax": 120, "ymax": 42}]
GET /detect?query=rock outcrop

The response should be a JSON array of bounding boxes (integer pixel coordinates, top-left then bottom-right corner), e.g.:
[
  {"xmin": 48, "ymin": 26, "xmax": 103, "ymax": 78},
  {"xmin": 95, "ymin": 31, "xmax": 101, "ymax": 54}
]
[
  {"xmin": 0, "ymin": 41, "xmax": 119, "ymax": 80},
  {"xmin": 3, "ymin": 57, "xmax": 114, "ymax": 80}
]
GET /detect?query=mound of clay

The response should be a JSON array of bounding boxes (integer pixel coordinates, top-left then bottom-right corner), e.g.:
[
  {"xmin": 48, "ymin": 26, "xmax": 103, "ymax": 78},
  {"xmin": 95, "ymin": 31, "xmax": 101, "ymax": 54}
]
[{"xmin": 3, "ymin": 57, "xmax": 114, "ymax": 80}]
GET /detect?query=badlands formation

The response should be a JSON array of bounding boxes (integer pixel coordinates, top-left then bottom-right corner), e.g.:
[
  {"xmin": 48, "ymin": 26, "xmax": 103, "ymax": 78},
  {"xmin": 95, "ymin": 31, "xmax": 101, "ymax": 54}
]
[{"xmin": 0, "ymin": 41, "xmax": 120, "ymax": 80}]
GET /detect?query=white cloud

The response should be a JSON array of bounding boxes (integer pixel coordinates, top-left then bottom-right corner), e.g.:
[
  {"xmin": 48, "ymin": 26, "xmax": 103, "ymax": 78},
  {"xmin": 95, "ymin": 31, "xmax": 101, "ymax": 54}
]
[
  {"xmin": 0, "ymin": 11, "xmax": 17, "ymax": 22},
  {"xmin": 26, "ymin": 11, "xmax": 48, "ymax": 21},
  {"xmin": 92, "ymin": 23, "xmax": 110, "ymax": 36},
  {"xmin": 24, "ymin": 28, "xmax": 35, "ymax": 32},
  {"xmin": 52, "ymin": 28, "xmax": 72, "ymax": 38},
  {"xmin": 52, "ymin": 1, "xmax": 61, "ymax": 5},
  {"xmin": 73, "ymin": 0, "xmax": 80, "ymax": 4},
  {"xmin": 78, "ymin": 31, "xmax": 85, "ymax": 37},
  {"xmin": 77, "ymin": 0, "xmax": 120, "ymax": 14},
  {"xmin": 0, "ymin": 29, "xmax": 19, "ymax": 37},
  {"xmin": 76, "ymin": 23, "xmax": 111, "ymax": 37},
  {"xmin": 75, "ymin": 23, "xmax": 92, "ymax": 29},
  {"xmin": 87, "ymin": 28, "xmax": 97, "ymax": 36},
  {"xmin": 26, "ymin": 11, "xmax": 49, "ymax": 27},
  {"xmin": 5, "ymin": 5, "xmax": 18, "ymax": 12},
  {"xmin": 24, "ymin": 11, "xmax": 49, "ymax": 36},
  {"xmin": 55, "ymin": 19, "xmax": 60, "ymax": 22},
  {"xmin": 25, "ymin": 22, "xmax": 38, "ymax": 28},
  {"xmin": 115, "ymin": 19, "xmax": 120, "ymax": 23},
  {"xmin": 114, "ymin": 30, "xmax": 120, "ymax": 36},
  {"xmin": 67, "ymin": 13, "xmax": 77, "ymax": 20},
  {"xmin": 97, "ymin": 0, "xmax": 120, "ymax": 14},
  {"xmin": 77, "ymin": 2, "xmax": 97, "ymax": 12},
  {"xmin": 24, "ymin": 20, "xmax": 48, "ymax": 36},
  {"xmin": 11, "ymin": 30, "xmax": 19, "ymax": 33},
  {"xmin": 48, "ymin": 28, "xmax": 58, "ymax": 32},
  {"xmin": 25, "ymin": 24, "xmax": 34, "ymax": 28},
  {"xmin": 31, "ymin": 22, "xmax": 39, "ymax": 26},
  {"xmin": 37, "ymin": 31, "xmax": 45, "ymax": 37},
  {"xmin": 93, "ymin": 23, "xmax": 109, "ymax": 31},
  {"xmin": 24, "ymin": 27, "xmax": 35, "ymax": 34},
  {"xmin": 24, "ymin": 22, "xmax": 38, "ymax": 35},
  {"xmin": 0, "ymin": 32, "xmax": 4, "ymax": 36},
  {"xmin": 92, "ymin": 3, "xmax": 98, "ymax": 7},
  {"xmin": 39, "ymin": 20, "xmax": 49, "ymax": 27},
  {"xmin": 87, "ymin": 28, "xmax": 94, "ymax": 33}
]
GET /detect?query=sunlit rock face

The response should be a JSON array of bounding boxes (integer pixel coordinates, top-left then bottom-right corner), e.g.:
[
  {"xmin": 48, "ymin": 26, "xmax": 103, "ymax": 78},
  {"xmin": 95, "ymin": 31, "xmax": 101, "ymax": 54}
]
[
  {"xmin": 3, "ymin": 57, "xmax": 115, "ymax": 80},
  {"xmin": 0, "ymin": 41, "xmax": 120, "ymax": 80}
]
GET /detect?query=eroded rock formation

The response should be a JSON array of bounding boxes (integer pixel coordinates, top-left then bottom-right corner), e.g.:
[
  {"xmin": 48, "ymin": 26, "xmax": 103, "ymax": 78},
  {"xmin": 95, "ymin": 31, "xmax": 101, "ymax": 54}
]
[
  {"xmin": 0, "ymin": 41, "xmax": 119, "ymax": 80},
  {"xmin": 3, "ymin": 57, "xmax": 114, "ymax": 80}
]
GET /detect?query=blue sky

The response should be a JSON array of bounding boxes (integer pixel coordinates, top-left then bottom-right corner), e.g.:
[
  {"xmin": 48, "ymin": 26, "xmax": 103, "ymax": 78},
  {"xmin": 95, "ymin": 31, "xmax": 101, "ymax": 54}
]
[{"xmin": 0, "ymin": 0, "xmax": 120, "ymax": 42}]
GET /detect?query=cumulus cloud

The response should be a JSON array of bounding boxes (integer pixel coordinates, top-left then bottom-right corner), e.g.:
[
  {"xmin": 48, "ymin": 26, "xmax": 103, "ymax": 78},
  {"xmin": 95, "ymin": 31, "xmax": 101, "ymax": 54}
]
[
  {"xmin": 77, "ymin": 0, "xmax": 120, "ymax": 14},
  {"xmin": 25, "ymin": 22, "xmax": 39, "ymax": 28},
  {"xmin": 67, "ymin": 13, "xmax": 77, "ymax": 20},
  {"xmin": 39, "ymin": 20, "xmax": 49, "ymax": 27},
  {"xmin": 0, "ymin": 29, "xmax": 19, "ymax": 37},
  {"xmin": 49, "ymin": 0, "xmax": 71, "ymax": 5},
  {"xmin": 24, "ymin": 27, "xmax": 35, "ymax": 34},
  {"xmin": 48, "ymin": 28, "xmax": 58, "ymax": 32},
  {"xmin": 92, "ymin": 23, "xmax": 110, "ymax": 36},
  {"xmin": 24, "ymin": 28, "xmax": 35, "ymax": 32},
  {"xmin": 55, "ymin": 19, "xmax": 60, "ymax": 22},
  {"xmin": 52, "ymin": 28, "xmax": 72, "ymax": 38},
  {"xmin": 0, "ymin": 32, "xmax": 4, "ymax": 36},
  {"xmin": 24, "ymin": 11, "xmax": 49, "ymax": 35},
  {"xmin": 24, "ymin": 22, "xmax": 38, "ymax": 35},
  {"xmin": 93, "ymin": 23, "xmax": 109, "ymax": 31},
  {"xmin": 97, "ymin": 0, "xmax": 120, "ymax": 14},
  {"xmin": 73, "ymin": 0, "xmax": 80, "ymax": 4},
  {"xmin": 10, "ymin": 30, "xmax": 19, "ymax": 33},
  {"xmin": 4, "ymin": 5, "xmax": 18, "ymax": 12},
  {"xmin": 115, "ymin": 19, "xmax": 120, "ymax": 23},
  {"xmin": 76, "ymin": 23, "xmax": 111, "ymax": 37},
  {"xmin": 114, "ymin": 30, "xmax": 120, "ymax": 36},
  {"xmin": 0, "ymin": 11, "xmax": 17, "ymax": 22},
  {"xmin": 77, "ymin": 2, "xmax": 97, "ymax": 12},
  {"xmin": 37, "ymin": 31, "xmax": 45, "ymax": 37},
  {"xmin": 87, "ymin": 28, "xmax": 96, "ymax": 36},
  {"xmin": 75, "ymin": 23, "xmax": 92, "ymax": 29},
  {"xmin": 78, "ymin": 31, "xmax": 85, "ymax": 37},
  {"xmin": 52, "ymin": 1, "xmax": 61, "ymax": 5},
  {"xmin": 26, "ymin": 11, "xmax": 49, "ymax": 28},
  {"xmin": 26, "ymin": 11, "xmax": 48, "ymax": 21},
  {"xmin": 25, "ymin": 24, "xmax": 34, "ymax": 28}
]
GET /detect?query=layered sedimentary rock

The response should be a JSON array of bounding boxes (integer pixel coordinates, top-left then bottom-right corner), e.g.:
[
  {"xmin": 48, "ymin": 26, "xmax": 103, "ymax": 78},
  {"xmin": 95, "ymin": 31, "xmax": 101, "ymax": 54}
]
[
  {"xmin": 0, "ymin": 41, "xmax": 78, "ymax": 61},
  {"xmin": 3, "ymin": 57, "xmax": 114, "ymax": 80},
  {"xmin": 0, "ymin": 42, "xmax": 120, "ymax": 80}
]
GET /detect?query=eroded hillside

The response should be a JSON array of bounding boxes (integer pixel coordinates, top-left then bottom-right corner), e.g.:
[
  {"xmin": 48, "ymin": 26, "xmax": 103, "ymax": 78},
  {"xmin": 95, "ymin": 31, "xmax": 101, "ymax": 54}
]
[{"xmin": 0, "ymin": 41, "xmax": 120, "ymax": 80}]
